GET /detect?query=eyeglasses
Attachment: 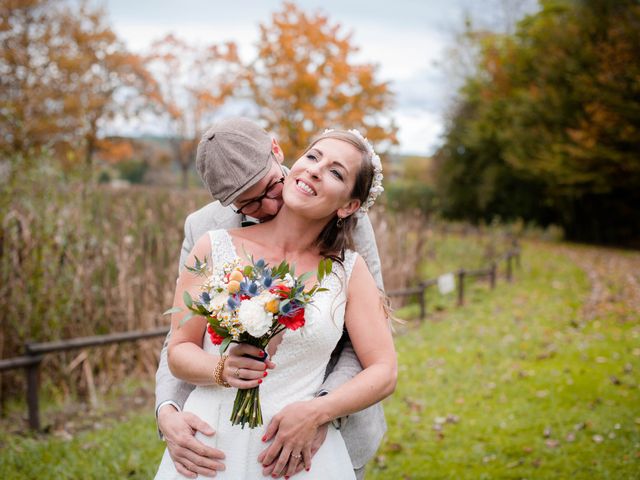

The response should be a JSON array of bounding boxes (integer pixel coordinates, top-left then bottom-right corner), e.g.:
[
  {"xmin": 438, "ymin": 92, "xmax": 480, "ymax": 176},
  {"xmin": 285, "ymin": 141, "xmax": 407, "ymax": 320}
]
[{"xmin": 233, "ymin": 177, "xmax": 285, "ymax": 216}]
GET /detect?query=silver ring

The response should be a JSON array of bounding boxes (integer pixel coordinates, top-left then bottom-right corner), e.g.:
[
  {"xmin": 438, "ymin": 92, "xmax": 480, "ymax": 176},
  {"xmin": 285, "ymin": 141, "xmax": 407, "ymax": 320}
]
[
  {"xmin": 234, "ymin": 368, "xmax": 241, "ymax": 378},
  {"xmin": 291, "ymin": 453, "xmax": 302, "ymax": 459}
]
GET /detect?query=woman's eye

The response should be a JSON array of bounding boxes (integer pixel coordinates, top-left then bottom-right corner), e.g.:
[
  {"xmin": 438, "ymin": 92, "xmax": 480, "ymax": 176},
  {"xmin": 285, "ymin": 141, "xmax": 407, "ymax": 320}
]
[
  {"xmin": 306, "ymin": 154, "xmax": 317, "ymax": 161},
  {"xmin": 331, "ymin": 170, "xmax": 343, "ymax": 180}
]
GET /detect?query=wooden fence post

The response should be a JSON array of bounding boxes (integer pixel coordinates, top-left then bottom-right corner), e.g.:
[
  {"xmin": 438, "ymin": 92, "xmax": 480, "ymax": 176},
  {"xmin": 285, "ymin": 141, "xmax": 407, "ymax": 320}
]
[
  {"xmin": 418, "ymin": 284, "xmax": 426, "ymax": 321},
  {"xmin": 25, "ymin": 345, "xmax": 43, "ymax": 431},
  {"xmin": 457, "ymin": 270, "xmax": 465, "ymax": 306},
  {"xmin": 506, "ymin": 253, "xmax": 513, "ymax": 282},
  {"xmin": 489, "ymin": 263, "xmax": 497, "ymax": 289}
]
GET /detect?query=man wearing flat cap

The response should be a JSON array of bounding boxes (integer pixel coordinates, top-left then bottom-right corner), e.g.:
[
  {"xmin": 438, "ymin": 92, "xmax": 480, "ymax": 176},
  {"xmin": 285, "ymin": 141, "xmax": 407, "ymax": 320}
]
[{"xmin": 155, "ymin": 117, "xmax": 386, "ymax": 480}]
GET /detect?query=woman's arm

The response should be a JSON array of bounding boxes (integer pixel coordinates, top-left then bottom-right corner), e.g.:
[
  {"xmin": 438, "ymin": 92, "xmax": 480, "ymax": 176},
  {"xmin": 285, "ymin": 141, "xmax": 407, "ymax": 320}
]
[
  {"xmin": 168, "ymin": 233, "xmax": 273, "ymax": 387},
  {"xmin": 260, "ymin": 255, "xmax": 396, "ymax": 476},
  {"xmin": 312, "ymin": 254, "xmax": 396, "ymax": 420}
]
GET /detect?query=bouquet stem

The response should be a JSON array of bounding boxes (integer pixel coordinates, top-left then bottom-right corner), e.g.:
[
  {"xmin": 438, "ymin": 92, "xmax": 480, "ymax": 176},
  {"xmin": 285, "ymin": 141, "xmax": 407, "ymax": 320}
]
[{"xmin": 230, "ymin": 385, "xmax": 262, "ymax": 428}]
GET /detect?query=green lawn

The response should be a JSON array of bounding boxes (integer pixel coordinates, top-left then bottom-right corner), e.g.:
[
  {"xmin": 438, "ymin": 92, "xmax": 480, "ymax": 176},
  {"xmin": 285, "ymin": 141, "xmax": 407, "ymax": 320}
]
[{"xmin": 1, "ymin": 240, "xmax": 638, "ymax": 479}]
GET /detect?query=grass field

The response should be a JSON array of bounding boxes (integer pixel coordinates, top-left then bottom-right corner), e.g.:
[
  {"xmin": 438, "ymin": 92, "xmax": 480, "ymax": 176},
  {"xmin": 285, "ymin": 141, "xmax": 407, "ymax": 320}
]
[{"xmin": 1, "ymin": 239, "xmax": 638, "ymax": 479}]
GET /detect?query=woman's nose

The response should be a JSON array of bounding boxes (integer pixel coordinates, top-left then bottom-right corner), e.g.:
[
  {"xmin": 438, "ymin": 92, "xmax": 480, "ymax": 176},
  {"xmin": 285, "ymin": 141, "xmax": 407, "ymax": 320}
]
[{"xmin": 306, "ymin": 162, "xmax": 321, "ymax": 178}]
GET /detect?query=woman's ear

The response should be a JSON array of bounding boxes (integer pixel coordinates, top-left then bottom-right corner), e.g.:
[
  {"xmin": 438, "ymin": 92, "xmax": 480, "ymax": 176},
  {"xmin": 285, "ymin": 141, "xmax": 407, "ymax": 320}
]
[
  {"xmin": 271, "ymin": 138, "xmax": 284, "ymax": 163},
  {"xmin": 337, "ymin": 199, "xmax": 361, "ymax": 219}
]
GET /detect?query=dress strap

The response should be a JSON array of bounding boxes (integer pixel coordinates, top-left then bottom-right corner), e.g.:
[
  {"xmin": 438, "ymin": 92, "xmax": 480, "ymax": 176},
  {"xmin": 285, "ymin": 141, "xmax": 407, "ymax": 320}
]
[
  {"xmin": 342, "ymin": 250, "xmax": 359, "ymax": 282},
  {"xmin": 208, "ymin": 229, "xmax": 238, "ymax": 266}
]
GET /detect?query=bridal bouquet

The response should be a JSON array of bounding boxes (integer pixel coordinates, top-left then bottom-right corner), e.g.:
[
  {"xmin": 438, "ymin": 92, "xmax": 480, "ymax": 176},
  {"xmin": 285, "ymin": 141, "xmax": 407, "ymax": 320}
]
[{"xmin": 167, "ymin": 255, "xmax": 332, "ymax": 428}]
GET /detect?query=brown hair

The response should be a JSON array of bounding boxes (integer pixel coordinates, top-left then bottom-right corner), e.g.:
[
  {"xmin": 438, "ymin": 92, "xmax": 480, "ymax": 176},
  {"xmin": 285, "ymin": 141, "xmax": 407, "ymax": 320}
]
[{"xmin": 306, "ymin": 130, "xmax": 376, "ymax": 262}]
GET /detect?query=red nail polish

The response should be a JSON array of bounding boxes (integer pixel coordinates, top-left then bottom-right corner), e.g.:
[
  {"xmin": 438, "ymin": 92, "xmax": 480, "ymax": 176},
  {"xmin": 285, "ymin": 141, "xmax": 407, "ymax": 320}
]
[
  {"xmin": 305, "ymin": 467, "xmax": 310, "ymax": 471},
  {"xmin": 261, "ymin": 435, "xmax": 267, "ymax": 442},
  {"xmin": 263, "ymin": 371, "xmax": 268, "ymax": 377},
  {"xmin": 258, "ymin": 379, "xmax": 263, "ymax": 384},
  {"xmin": 260, "ymin": 350, "xmax": 266, "ymax": 357}
]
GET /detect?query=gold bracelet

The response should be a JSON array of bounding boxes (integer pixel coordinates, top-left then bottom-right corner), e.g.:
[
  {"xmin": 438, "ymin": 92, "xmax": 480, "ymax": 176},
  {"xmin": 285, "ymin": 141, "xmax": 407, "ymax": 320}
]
[{"xmin": 213, "ymin": 354, "xmax": 230, "ymax": 387}]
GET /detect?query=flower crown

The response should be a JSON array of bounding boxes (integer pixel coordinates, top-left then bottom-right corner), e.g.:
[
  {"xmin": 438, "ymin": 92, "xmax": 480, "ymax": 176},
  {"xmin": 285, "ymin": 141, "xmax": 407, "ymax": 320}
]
[{"xmin": 323, "ymin": 128, "xmax": 384, "ymax": 213}]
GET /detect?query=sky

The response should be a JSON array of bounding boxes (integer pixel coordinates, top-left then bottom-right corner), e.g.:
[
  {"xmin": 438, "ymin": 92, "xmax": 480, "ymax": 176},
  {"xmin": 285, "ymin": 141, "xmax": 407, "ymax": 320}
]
[{"xmin": 101, "ymin": 0, "xmax": 536, "ymax": 156}]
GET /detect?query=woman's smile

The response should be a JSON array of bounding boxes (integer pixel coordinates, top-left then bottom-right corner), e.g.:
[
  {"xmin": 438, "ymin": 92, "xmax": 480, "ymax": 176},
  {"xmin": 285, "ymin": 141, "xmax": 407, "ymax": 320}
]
[{"xmin": 295, "ymin": 179, "xmax": 317, "ymax": 196}]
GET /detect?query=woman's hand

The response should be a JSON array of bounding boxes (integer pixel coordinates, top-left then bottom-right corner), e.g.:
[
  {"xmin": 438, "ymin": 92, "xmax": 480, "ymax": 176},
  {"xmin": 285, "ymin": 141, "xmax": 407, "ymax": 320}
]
[
  {"xmin": 258, "ymin": 400, "xmax": 325, "ymax": 477},
  {"xmin": 223, "ymin": 343, "xmax": 276, "ymax": 389}
]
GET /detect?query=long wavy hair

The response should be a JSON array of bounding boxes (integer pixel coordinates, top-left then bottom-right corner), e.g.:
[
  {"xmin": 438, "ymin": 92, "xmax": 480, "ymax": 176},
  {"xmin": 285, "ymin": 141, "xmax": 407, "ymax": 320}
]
[{"xmin": 305, "ymin": 130, "xmax": 376, "ymax": 262}]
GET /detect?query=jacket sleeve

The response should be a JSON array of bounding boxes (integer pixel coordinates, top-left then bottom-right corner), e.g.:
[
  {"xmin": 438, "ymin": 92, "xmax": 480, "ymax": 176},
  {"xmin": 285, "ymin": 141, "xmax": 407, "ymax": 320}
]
[
  {"xmin": 155, "ymin": 214, "xmax": 198, "ymax": 416},
  {"xmin": 320, "ymin": 214, "xmax": 385, "ymax": 392},
  {"xmin": 351, "ymin": 213, "xmax": 385, "ymax": 291},
  {"xmin": 155, "ymin": 329, "xmax": 194, "ymax": 415}
]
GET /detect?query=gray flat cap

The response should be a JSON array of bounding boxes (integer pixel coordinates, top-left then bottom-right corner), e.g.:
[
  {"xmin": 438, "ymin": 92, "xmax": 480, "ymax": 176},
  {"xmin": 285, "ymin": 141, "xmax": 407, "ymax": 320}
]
[{"xmin": 196, "ymin": 117, "xmax": 273, "ymax": 206}]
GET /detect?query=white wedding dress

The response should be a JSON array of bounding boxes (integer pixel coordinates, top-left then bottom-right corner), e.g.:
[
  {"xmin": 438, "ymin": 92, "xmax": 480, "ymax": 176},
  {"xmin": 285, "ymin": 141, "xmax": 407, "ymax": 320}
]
[{"xmin": 155, "ymin": 229, "xmax": 356, "ymax": 479}]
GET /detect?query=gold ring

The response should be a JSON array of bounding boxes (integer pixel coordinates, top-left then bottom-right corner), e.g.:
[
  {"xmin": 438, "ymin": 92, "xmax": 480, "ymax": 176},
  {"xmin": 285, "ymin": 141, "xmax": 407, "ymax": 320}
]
[{"xmin": 234, "ymin": 368, "xmax": 241, "ymax": 378}]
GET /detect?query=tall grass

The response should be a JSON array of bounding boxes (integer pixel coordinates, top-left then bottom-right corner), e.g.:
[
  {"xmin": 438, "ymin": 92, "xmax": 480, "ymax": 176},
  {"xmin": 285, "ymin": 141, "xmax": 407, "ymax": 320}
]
[
  {"xmin": 0, "ymin": 165, "xmax": 442, "ymax": 409},
  {"xmin": 0, "ymin": 163, "xmax": 210, "ymax": 405}
]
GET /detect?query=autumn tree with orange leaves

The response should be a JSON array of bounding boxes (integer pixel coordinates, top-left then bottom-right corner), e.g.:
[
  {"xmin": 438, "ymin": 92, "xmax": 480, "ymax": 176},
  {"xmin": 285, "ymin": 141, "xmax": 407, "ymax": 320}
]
[
  {"xmin": 145, "ymin": 34, "xmax": 242, "ymax": 188},
  {"xmin": 0, "ymin": 0, "xmax": 157, "ymax": 169},
  {"xmin": 247, "ymin": 2, "xmax": 397, "ymax": 159}
]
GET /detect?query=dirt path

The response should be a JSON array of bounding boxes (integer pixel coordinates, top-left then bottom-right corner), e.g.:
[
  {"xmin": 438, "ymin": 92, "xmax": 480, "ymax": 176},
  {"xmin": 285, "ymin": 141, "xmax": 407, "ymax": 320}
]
[{"xmin": 555, "ymin": 243, "xmax": 640, "ymax": 322}]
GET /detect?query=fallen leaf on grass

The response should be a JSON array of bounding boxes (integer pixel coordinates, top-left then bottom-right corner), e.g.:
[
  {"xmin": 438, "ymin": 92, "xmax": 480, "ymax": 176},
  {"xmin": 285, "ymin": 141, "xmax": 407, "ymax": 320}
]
[
  {"xmin": 592, "ymin": 434, "xmax": 604, "ymax": 443},
  {"xmin": 565, "ymin": 432, "xmax": 576, "ymax": 442},
  {"xmin": 506, "ymin": 460, "xmax": 524, "ymax": 469},
  {"xmin": 545, "ymin": 439, "xmax": 560, "ymax": 448},
  {"xmin": 386, "ymin": 443, "xmax": 403, "ymax": 453}
]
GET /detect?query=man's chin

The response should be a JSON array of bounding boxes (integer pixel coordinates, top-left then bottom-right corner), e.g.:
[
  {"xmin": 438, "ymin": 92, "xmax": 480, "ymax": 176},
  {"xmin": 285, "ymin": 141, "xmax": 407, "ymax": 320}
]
[{"xmin": 258, "ymin": 215, "xmax": 276, "ymax": 223}]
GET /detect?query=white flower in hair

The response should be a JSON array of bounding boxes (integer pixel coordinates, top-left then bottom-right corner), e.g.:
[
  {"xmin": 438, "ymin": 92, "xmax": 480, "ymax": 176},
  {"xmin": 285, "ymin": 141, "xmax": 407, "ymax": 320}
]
[{"xmin": 322, "ymin": 128, "xmax": 384, "ymax": 213}]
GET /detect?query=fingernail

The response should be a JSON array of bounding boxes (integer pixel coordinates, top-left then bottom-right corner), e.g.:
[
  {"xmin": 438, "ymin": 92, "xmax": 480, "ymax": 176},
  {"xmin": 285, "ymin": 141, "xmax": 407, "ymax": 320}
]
[
  {"xmin": 258, "ymin": 379, "xmax": 263, "ymax": 384},
  {"xmin": 262, "ymin": 435, "xmax": 267, "ymax": 442},
  {"xmin": 263, "ymin": 371, "xmax": 268, "ymax": 377},
  {"xmin": 260, "ymin": 350, "xmax": 266, "ymax": 357},
  {"xmin": 305, "ymin": 467, "xmax": 310, "ymax": 471}
]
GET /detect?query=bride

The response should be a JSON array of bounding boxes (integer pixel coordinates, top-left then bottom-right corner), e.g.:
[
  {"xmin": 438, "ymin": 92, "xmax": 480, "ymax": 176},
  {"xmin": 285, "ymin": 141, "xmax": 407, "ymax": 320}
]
[{"xmin": 155, "ymin": 128, "xmax": 397, "ymax": 479}]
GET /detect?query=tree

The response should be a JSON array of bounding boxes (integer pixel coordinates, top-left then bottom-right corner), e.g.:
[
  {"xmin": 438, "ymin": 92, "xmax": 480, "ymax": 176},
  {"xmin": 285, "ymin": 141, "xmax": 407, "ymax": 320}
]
[
  {"xmin": 247, "ymin": 2, "xmax": 397, "ymax": 158},
  {"xmin": 0, "ymin": 0, "xmax": 156, "ymax": 169},
  {"xmin": 436, "ymin": 0, "xmax": 640, "ymax": 244},
  {"xmin": 145, "ymin": 34, "xmax": 241, "ymax": 189}
]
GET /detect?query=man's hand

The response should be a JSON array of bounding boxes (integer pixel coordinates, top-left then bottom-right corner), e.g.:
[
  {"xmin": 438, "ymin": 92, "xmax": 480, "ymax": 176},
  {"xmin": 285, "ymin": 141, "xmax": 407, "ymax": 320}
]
[
  {"xmin": 158, "ymin": 405, "xmax": 226, "ymax": 478},
  {"xmin": 257, "ymin": 401, "xmax": 329, "ymax": 478}
]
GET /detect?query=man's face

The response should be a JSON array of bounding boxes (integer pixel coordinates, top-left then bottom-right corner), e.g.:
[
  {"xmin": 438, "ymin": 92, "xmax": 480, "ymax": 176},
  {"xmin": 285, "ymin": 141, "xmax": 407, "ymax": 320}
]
[{"xmin": 232, "ymin": 159, "xmax": 285, "ymax": 220}]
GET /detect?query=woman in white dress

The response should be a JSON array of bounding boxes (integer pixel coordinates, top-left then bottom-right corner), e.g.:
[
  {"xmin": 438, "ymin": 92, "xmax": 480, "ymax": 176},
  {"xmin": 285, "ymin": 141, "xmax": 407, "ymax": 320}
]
[{"xmin": 155, "ymin": 129, "xmax": 397, "ymax": 479}]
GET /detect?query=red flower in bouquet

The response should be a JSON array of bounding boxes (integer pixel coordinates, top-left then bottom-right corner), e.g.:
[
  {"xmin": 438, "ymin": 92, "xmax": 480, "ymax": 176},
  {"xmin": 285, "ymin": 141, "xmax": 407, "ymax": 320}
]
[
  {"xmin": 270, "ymin": 284, "xmax": 291, "ymax": 298},
  {"xmin": 207, "ymin": 324, "xmax": 225, "ymax": 345},
  {"xmin": 279, "ymin": 307, "xmax": 305, "ymax": 331}
]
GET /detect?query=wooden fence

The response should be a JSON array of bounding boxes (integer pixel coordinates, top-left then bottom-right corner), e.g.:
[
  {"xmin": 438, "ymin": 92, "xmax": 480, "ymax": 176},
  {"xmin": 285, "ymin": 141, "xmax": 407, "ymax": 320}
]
[{"xmin": 0, "ymin": 246, "xmax": 520, "ymax": 431}]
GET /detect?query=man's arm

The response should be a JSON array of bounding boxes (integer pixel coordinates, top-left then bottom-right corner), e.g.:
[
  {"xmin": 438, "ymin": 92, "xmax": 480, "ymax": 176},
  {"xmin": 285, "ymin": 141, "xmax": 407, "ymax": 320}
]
[
  {"xmin": 156, "ymin": 213, "xmax": 198, "ymax": 417},
  {"xmin": 319, "ymin": 212, "xmax": 383, "ymax": 398},
  {"xmin": 155, "ymin": 212, "xmax": 224, "ymax": 479}
]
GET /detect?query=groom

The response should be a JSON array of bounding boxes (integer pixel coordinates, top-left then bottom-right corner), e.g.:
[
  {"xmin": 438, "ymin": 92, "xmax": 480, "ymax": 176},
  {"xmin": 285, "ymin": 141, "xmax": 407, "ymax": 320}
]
[{"xmin": 156, "ymin": 118, "xmax": 386, "ymax": 479}]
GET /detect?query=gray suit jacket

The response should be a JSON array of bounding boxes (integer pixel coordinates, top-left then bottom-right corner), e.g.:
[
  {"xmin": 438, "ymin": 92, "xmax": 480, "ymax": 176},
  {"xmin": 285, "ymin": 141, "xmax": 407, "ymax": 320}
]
[{"xmin": 155, "ymin": 200, "xmax": 387, "ymax": 469}]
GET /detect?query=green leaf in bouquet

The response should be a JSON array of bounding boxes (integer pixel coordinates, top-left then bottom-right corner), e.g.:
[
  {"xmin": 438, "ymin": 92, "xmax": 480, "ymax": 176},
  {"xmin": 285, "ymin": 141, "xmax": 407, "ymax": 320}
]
[
  {"xmin": 179, "ymin": 311, "xmax": 194, "ymax": 327},
  {"xmin": 324, "ymin": 258, "xmax": 333, "ymax": 277},
  {"xmin": 243, "ymin": 265, "xmax": 253, "ymax": 276},
  {"xmin": 183, "ymin": 291, "xmax": 193, "ymax": 308},
  {"xmin": 297, "ymin": 271, "xmax": 313, "ymax": 285},
  {"xmin": 186, "ymin": 255, "xmax": 209, "ymax": 275},
  {"xmin": 163, "ymin": 306, "xmax": 182, "ymax": 315},
  {"xmin": 219, "ymin": 336, "xmax": 232, "ymax": 354}
]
